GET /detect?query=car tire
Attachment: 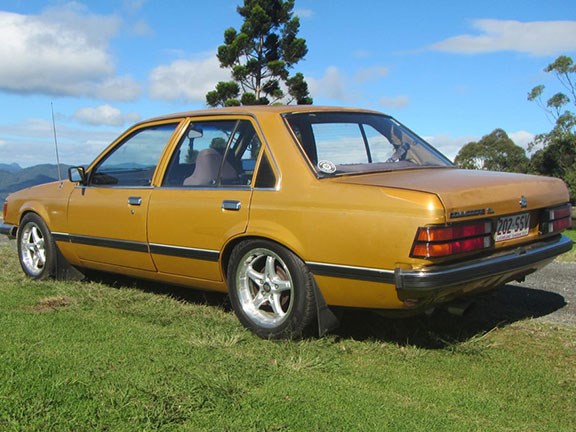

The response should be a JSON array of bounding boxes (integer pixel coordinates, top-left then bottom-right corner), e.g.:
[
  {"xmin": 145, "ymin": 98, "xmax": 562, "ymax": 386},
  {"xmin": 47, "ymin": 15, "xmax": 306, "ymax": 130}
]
[
  {"xmin": 227, "ymin": 240, "xmax": 317, "ymax": 339},
  {"xmin": 17, "ymin": 213, "xmax": 57, "ymax": 280}
]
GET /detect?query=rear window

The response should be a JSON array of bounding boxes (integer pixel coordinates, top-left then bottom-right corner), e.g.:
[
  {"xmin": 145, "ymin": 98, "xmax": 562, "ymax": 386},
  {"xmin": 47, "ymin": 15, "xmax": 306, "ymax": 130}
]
[{"xmin": 284, "ymin": 112, "xmax": 453, "ymax": 176}]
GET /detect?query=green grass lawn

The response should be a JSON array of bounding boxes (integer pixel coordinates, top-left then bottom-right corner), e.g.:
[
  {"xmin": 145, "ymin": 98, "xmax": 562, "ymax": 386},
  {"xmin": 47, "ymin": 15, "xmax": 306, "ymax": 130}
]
[
  {"xmin": 558, "ymin": 229, "xmax": 576, "ymax": 262},
  {"xmin": 0, "ymin": 242, "xmax": 575, "ymax": 431}
]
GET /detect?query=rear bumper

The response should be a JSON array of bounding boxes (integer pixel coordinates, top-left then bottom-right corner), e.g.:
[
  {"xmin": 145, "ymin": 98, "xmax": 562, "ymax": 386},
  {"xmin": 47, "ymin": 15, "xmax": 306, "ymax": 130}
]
[
  {"xmin": 395, "ymin": 234, "xmax": 573, "ymax": 301},
  {"xmin": 0, "ymin": 223, "xmax": 17, "ymax": 239}
]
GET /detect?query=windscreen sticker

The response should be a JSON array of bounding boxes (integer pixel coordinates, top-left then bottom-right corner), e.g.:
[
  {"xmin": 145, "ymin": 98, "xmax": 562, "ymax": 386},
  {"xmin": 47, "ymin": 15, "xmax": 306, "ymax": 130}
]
[{"xmin": 317, "ymin": 160, "xmax": 336, "ymax": 174}]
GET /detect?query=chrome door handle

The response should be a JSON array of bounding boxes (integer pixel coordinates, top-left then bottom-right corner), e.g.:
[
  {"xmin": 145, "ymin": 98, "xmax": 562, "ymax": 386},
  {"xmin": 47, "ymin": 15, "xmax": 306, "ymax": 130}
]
[
  {"xmin": 128, "ymin": 196, "xmax": 142, "ymax": 206},
  {"xmin": 222, "ymin": 200, "xmax": 241, "ymax": 211}
]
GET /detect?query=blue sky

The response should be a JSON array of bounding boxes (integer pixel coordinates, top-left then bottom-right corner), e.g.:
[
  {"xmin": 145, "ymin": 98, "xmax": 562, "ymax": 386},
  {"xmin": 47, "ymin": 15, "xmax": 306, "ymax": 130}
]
[{"xmin": 0, "ymin": 0, "xmax": 575, "ymax": 167}]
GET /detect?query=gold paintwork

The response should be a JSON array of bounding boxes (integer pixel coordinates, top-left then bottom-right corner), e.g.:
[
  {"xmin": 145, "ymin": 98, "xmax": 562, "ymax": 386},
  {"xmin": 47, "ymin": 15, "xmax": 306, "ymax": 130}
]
[{"xmin": 2, "ymin": 106, "xmax": 571, "ymax": 312}]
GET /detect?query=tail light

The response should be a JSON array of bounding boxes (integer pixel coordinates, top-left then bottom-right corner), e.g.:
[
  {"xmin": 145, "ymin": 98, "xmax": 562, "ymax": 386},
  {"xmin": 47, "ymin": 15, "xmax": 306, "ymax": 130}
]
[
  {"xmin": 541, "ymin": 204, "xmax": 572, "ymax": 234},
  {"xmin": 411, "ymin": 220, "xmax": 493, "ymax": 259}
]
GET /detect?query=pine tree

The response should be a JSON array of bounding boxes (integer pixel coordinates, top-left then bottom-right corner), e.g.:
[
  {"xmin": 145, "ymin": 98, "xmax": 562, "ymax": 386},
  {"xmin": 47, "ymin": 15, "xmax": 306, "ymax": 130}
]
[{"xmin": 206, "ymin": 0, "xmax": 312, "ymax": 107}]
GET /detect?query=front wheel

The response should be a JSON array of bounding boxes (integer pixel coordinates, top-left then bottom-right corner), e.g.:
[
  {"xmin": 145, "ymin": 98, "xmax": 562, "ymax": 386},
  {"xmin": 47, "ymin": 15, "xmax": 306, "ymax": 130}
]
[
  {"xmin": 17, "ymin": 213, "xmax": 56, "ymax": 280},
  {"xmin": 227, "ymin": 240, "xmax": 317, "ymax": 339}
]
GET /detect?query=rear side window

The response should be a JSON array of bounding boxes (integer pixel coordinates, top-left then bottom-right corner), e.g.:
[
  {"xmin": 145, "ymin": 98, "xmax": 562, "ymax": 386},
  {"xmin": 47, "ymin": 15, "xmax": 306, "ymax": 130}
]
[
  {"xmin": 254, "ymin": 152, "xmax": 277, "ymax": 189},
  {"xmin": 163, "ymin": 119, "xmax": 262, "ymax": 187}
]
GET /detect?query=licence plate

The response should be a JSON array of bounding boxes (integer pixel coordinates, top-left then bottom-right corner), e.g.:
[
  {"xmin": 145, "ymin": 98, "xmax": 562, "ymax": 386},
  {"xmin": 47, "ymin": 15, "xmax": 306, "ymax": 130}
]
[{"xmin": 495, "ymin": 213, "xmax": 530, "ymax": 242}]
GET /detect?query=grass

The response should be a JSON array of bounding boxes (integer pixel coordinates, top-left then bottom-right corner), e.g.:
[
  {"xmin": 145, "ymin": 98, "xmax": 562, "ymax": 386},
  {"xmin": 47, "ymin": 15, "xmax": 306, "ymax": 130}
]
[
  {"xmin": 558, "ymin": 229, "xmax": 576, "ymax": 262},
  {"xmin": 1, "ymin": 242, "xmax": 575, "ymax": 431}
]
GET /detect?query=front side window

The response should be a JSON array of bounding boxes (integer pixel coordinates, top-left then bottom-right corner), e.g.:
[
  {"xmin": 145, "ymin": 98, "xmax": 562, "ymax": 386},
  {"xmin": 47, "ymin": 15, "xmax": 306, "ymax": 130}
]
[
  {"xmin": 163, "ymin": 119, "xmax": 262, "ymax": 187},
  {"xmin": 90, "ymin": 123, "xmax": 179, "ymax": 186},
  {"xmin": 284, "ymin": 112, "xmax": 453, "ymax": 176}
]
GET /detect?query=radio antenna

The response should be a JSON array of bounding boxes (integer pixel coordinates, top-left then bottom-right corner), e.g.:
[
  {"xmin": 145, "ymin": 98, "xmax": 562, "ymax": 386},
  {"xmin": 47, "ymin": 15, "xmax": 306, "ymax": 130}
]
[{"xmin": 51, "ymin": 102, "xmax": 63, "ymax": 183}]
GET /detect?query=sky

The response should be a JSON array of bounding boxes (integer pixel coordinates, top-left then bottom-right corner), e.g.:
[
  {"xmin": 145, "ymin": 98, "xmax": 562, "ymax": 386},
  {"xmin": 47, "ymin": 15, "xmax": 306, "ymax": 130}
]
[{"xmin": 0, "ymin": 0, "xmax": 575, "ymax": 168}]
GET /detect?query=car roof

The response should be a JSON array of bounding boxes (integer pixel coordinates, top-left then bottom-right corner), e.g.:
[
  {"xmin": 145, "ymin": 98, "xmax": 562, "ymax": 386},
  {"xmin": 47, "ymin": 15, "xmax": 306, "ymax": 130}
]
[{"xmin": 143, "ymin": 105, "xmax": 385, "ymax": 124}]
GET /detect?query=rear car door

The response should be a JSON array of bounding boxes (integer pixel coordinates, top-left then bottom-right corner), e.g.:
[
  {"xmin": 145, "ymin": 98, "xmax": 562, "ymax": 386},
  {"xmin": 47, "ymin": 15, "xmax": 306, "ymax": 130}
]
[{"xmin": 147, "ymin": 116, "xmax": 263, "ymax": 282}]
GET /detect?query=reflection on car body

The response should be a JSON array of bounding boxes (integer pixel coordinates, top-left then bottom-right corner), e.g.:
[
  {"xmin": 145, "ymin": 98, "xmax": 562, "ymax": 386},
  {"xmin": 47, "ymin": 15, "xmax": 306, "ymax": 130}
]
[{"xmin": 1, "ymin": 106, "xmax": 572, "ymax": 339}]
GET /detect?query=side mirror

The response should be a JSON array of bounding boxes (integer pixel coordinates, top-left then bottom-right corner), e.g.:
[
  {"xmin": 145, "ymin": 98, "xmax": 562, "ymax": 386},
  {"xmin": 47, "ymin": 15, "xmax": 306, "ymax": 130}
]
[{"xmin": 68, "ymin": 166, "xmax": 87, "ymax": 185}]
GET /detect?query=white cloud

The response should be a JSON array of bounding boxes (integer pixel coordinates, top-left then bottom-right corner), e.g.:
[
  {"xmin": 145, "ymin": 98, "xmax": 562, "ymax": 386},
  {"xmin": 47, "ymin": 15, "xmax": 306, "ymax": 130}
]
[
  {"xmin": 94, "ymin": 76, "xmax": 141, "ymax": 101},
  {"xmin": 0, "ymin": 5, "xmax": 140, "ymax": 100},
  {"xmin": 295, "ymin": 8, "xmax": 314, "ymax": 19},
  {"xmin": 74, "ymin": 105, "xmax": 141, "ymax": 126},
  {"xmin": 0, "ymin": 118, "xmax": 119, "ymax": 167},
  {"xmin": 355, "ymin": 67, "xmax": 389, "ymax": 83},
  {"xmin": 425, "ymin": 134, "xmax": 478, "ymax": 162},
  {"xmin": 123, "ymin": 0, "xmax": 147, "ymax": 13},
  {"xmin": 379, "ymin": 96, "xmax": 410, "ymax": 109},
  {"xmin": 149, "ymin": 55, "xmax": 231, "ymax": 102},
  {"xmin": 425, "ymin": 129, "xmax": 536, "ymax": 162},
  {"xmin": 509, "ymin": 130, "xmax": 535, "ymax": 153},
  {"xmin": 307, "ymin": 66, "xmax": 354, "ymax": 102},
  {"xmin": 430, "ymin": 19, "xmax": 576, "ymax": 56},
  {"xmin": 131, "ymin": 19, "xmax": 154, "ymax": 36},
  {"xmin": 308, "ymin": 65, "xmax": 393, "ymax": 104}
]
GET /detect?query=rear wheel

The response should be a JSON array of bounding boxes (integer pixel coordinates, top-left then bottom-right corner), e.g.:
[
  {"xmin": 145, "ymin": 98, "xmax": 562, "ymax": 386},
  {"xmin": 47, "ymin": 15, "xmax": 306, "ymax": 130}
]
[
  {"xmin": 17, "ymin": 213, "xmax": 56, "ymax": 280},
  {"xmin": 227, "ymin": 240, "xmax": 317, "ymax": 339}
]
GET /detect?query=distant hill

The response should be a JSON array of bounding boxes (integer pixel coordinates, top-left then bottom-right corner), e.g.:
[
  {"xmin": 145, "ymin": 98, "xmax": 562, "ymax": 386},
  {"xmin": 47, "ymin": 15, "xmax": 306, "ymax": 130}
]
[
  {"xmin": 0, "ymin": 164, "xmax": 72, "ymax": 202},
  {"xmin": 0, "ymin": 163, "xmax": 22, "ymax": 173}
]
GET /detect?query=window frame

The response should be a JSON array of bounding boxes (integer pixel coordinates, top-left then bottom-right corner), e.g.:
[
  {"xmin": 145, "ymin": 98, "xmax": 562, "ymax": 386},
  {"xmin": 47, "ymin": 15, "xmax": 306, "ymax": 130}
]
[
  {"xmin": 87, "ymin": 122, "xmax": 180, "ymax": 188},
  {"xmin": 161, "ymin": 117, "xmax": 265, "ymax": 189}
]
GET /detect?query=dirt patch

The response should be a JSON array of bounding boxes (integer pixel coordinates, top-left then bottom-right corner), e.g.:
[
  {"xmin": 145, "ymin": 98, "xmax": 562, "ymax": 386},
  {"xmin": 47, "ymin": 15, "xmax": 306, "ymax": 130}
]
[{"xmin": 32, "ymin": 296, "xmax": 74, "ymax": 313}]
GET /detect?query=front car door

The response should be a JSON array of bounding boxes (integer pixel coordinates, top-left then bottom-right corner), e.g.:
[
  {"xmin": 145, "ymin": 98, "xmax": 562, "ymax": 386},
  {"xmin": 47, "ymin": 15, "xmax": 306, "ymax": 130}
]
[
  {"xmin": 147, "ymin": 116, "xmax": 263, "ymax": 283},
  {"xmin": 66, "ymin": 120, "xmax": 183, "ymax": 272}
]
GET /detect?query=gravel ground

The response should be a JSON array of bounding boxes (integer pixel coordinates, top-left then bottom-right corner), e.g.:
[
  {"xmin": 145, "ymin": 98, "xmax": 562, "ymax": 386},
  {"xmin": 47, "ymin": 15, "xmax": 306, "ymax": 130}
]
[{"xmin": 497, "ymin": 261, "xmax": 576, "ymax": 325}]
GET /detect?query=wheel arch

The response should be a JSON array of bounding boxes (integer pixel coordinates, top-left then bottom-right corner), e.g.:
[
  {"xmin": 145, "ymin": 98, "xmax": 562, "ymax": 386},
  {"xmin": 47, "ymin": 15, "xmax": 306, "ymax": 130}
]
[
  {"xmin": 220, "ymin": 234, "xmax": 304, "ymax": 280},
  {"xmin": 18, "ymin": 206, "xmax": 52, "ymax": 232}
]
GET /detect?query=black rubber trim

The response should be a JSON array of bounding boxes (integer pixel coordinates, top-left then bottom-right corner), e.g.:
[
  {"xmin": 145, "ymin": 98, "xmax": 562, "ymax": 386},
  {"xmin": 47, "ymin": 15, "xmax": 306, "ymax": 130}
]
[
  {"xmin": 52, "ymin": 232, "xmax": 220, "ymax": 262},
  {"xmin": 52, "ymin": 232, "xmax": 70, "ymax": 242},
  {"xmin": 149, "ymin": 244, "xmax": 220, "ymax": 262},
  {"xmin": 307, "ymin": 262, "xmax": 396, "ymax": 284},
  {"xmin": 396, "ymin": 235, "xmax": 573, "ymax": 296},
  {"xmin": 65, "ymin": 234, "xmax": 150, "ymax": 253}
]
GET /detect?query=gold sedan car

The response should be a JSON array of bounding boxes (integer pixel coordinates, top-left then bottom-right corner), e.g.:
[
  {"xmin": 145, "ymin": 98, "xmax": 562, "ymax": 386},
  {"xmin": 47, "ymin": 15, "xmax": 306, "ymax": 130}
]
[{"xmin": 1, "ymin": 106, "xmax": 573, "ymax": 338}]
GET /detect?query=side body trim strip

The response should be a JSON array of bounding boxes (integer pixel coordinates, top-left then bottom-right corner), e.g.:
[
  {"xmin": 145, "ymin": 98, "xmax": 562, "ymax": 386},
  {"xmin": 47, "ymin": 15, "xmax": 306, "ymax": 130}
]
[
  {"xmin": 307, "ymin": 261, "xmax": 395, "ymax": 284},
  {"xmin": 52, "ymin": 232, "xmax": 220, "ymax": 261}
]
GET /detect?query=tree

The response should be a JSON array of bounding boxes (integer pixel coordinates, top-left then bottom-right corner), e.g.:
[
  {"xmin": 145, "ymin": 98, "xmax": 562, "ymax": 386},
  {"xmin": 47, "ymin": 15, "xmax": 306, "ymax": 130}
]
[
  {"xmin": 206, "ymin": 0, "xmax": 313, "ymax": 107},
  {"xmin": 530, "ymin": 134, "xmax": 576, "ymax": 202},
  {"xmin": 527, "ymin": 55, "xmax": 576, "ymax": 147},
  {"xmin": 454, "ymin": 129, "xmax": 529, "ymax": 173},
  {"xmin": 527, "ymin": 55, "xmax": 576, "ymax": 202}
]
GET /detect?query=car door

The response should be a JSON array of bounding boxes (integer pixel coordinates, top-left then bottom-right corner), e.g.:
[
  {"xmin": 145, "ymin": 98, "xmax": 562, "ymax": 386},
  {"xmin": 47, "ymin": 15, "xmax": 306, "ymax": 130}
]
[
  {"xmin": 67, "ymin": 121, "xmax": 183, "ymax": 271},
  {"xmin": 147, "ymin": 117, "xmax": 263, "ymax": 282}
]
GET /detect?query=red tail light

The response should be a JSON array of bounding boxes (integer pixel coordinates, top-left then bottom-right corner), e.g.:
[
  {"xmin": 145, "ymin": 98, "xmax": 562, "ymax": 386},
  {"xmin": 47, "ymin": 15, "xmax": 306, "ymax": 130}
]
[
  {"xmin": 411, "ymin": 220, "xmax": 493, "ymax": 258},
  {"xmin": 541, "ymin": 204, "xmax": 572, "ymax": 234}
]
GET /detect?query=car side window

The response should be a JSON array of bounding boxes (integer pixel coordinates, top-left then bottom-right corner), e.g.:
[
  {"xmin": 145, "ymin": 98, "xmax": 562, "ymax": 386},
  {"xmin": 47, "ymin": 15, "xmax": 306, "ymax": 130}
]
[
  {"xmin": 163, "ymin": 119, "xmax": 262, "ymax": 187},
  {"xmin": 90, "ymin": 123, "xmax": 178, "ymax": 187}
]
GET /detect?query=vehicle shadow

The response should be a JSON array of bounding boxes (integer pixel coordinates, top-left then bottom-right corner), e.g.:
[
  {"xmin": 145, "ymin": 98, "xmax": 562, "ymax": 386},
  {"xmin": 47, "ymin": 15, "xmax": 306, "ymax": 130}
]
[
  {"xmin": 333, "ymin": 284, "xmax": 567, "ymax": 348},
  {"xmin": 82, "ymin": 270, "xmax": 231, "ymax": 310},
  {"xmin": 83, "ymin": 272, "xmax": 566, "ymax": 349}
]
